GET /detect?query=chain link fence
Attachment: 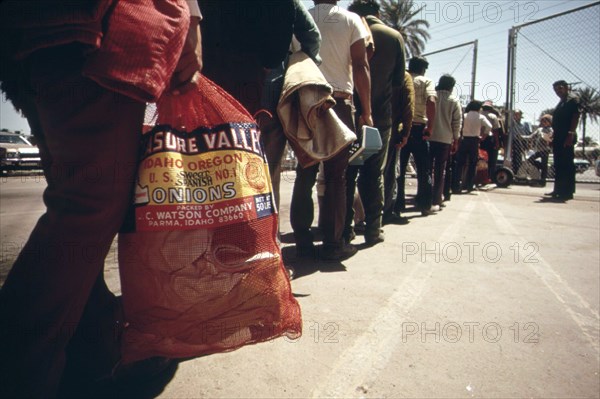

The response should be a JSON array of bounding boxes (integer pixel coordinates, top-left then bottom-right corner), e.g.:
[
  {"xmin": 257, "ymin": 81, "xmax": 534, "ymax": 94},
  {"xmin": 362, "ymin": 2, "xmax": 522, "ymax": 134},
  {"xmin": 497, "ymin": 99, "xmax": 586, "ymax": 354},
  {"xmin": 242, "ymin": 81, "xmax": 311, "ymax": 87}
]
[
  {"xmin": 505, "ymin": 2, "xmax": 600, "ymax": 184},
  {"xmin": 422, "ymin": 40, "xmax": 478, "ymax": 107}
]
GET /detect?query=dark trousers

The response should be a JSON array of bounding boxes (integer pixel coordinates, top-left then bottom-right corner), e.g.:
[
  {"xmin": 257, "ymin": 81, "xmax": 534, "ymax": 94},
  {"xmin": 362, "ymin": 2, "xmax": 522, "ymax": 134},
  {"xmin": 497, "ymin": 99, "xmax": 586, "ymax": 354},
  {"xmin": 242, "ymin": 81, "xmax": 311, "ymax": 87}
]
[
  {"xmin": 454, "ymin": 137, "xmax": 480, "ymax": 191},
  {"xmin": 290, "ymin": 100, "xmax": 353, "ymax": 250},
  {"xmin": 259, "ymin": 114, "xmax": 287, "ymax": 210},
  {"xmin": 528, "ymin": 149, "xmax": 550, "ymax": 183},
  {"xmin": 512, "ymin": 136, "xmax": 526, "ymax": 176},
  {"xmin": 383, "ymin": 142, "xmax": 398, "ymax": 217},
  {"xmin": 429, "ymin": 141, "xmax": 451, "ymax": 206},
  {"xmin": 0, "ymin": 49, "xmax": 144, "ymax": 397},
  {"xmin": 395, "ymin": 124, "xmax": 432, "ymax": 212},
  {"xmin": 481, "ymin": 136, "xmax": 498, "ymax": 180},
  {"xmin": 345, "ymin": 125, "xmax": 391, "ymax": 239},
  {"xmin": 553, "ymin": 140, "xmax": 576, "ymax": 196},
  {"xmin": 487, "ymin": 148, "xmax": 499, "ymax": 180},
  {"xmin": 444, "ymin": 153, "xmax": 457, "ymax": 200}
]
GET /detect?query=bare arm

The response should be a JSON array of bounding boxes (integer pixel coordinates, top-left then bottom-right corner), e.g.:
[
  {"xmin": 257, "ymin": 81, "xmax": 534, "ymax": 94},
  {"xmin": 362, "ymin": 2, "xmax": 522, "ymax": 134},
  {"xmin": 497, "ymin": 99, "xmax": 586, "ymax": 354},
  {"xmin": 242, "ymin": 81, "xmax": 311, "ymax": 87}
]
[
  {"xmin": 171, "ymin": 16, "xmax": 203, "ymax": 95},
  {"xmin": 350, "ymin": 39, "xmax": 372, "ymax": 126},
  {"xmin": 424, "ymin": 96, "xmax": 436, "ymax": 137},
  {"xmin": 479, "ymin": 115, "xmax": 492, "ymax": 139}
]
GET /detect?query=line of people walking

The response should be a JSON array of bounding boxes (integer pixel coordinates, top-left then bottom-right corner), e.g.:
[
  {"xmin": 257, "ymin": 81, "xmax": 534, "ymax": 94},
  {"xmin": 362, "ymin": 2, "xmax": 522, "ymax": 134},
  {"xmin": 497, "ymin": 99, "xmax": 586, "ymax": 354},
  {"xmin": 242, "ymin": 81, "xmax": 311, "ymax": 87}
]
[
  {"xmin": 0, "ymin": 1, "xmax": 583, "ymax": 396},
  {"xmin": 264, "ymin": 1, "xmax": 509, "ymax": 263}
]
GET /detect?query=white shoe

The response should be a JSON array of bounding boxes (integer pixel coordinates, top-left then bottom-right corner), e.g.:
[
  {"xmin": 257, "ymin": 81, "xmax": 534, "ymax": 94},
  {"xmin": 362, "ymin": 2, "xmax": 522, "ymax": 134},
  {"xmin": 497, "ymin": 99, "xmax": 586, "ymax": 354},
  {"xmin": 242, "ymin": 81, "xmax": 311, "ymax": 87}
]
[{"xmin": 430, "ymin": 205, "xmax": 440, "ymax": 212}]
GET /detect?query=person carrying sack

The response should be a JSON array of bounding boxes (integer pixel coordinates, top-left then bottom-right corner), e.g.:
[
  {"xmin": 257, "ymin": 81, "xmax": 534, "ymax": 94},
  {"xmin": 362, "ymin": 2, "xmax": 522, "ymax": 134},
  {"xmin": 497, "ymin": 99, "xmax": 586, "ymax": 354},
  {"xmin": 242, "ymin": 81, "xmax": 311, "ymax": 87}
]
[{"xmin": 0, "ymin": 1, "xmax": 202, "ymax": 396}]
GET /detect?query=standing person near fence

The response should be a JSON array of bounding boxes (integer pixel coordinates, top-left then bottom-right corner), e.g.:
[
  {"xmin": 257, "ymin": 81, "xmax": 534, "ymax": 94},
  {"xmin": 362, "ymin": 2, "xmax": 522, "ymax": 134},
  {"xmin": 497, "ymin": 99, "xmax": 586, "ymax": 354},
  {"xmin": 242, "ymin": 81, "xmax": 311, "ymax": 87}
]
[
  {"xmin": 545, "ymin": 80, "xmax": 581, "ymax": 200},
  {"xmin": 453, "ymin": 100, "xmax": 492, "ymax": 193},
  {"xmin": 509, "ymin": 109, "xmax": 532, "ymax": 177},
  {"xmin": 290, "ymin": 0, "xmax": 372, "ymax": 261},
  {"xmin": 394, "ymin": 56, "xmax": 436, "ymax": 216},
  {"xmin": 429, "ymin": 74, "xmax": 462, "ymax": 211},
  {"xmin": 526, "ymin": 114, "xmax": 553, "ymax": 187},
  {"xmin": 344, "ymin": 0, "xmax": 406, "ymax": 245},
  {"xmin": 0, "ymin": 1, "xmax": 203, "ymax": 396}
]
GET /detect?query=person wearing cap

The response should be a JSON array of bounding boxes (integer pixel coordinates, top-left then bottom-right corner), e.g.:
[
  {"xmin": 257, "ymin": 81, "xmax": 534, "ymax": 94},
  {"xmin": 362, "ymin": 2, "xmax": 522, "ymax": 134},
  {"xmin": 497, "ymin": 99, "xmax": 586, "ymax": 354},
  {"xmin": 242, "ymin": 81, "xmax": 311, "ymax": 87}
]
[
  {"xmin": 545, "ymin": 80, "xmax": 580, "ymax": 200},
  {"xmin": 480, "ymin": 100, "xmax": 503, "ymax": 182},
  {"xmin": 429, "ymin": 74, "xmax": 462, "ymax": 210},
  {"xmin": 526, "ymin": 114, "xmax": 553, "ymax": 187}
]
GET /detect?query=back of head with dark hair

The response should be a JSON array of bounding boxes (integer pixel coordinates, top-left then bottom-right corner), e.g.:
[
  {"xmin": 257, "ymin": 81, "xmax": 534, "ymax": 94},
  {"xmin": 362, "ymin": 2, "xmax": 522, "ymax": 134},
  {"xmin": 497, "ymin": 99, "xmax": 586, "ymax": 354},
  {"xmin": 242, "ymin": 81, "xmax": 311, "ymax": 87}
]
[
  {"xmin": 348, "ymin": 0, "xmax": 380, "ymax": 16},
  {"xmin": 408, "ymin": 56, "xmax": 429, "ymax": 74},
  {"xmin": 553, "ymin": 80, "xmax": 569, "ymax": 87},
  {"xmin": 465, "ymin": 100, "xmax": 483, "ymax": 113},
  {"xmin": 436, "ymin": 74, "xmax": 456, "ymax": 91}
]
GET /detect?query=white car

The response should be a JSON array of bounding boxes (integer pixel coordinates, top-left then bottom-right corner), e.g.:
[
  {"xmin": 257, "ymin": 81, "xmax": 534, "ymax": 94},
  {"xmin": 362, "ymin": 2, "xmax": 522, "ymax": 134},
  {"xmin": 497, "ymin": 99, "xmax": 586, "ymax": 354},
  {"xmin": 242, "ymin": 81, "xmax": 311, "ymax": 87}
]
[
  {"xmin": 0, "ymin": 132, "xmax": 42, "ymax": 173},
  {"xmin": 575, "ymin": 141, "xmax": 600, "ymax": 160}
]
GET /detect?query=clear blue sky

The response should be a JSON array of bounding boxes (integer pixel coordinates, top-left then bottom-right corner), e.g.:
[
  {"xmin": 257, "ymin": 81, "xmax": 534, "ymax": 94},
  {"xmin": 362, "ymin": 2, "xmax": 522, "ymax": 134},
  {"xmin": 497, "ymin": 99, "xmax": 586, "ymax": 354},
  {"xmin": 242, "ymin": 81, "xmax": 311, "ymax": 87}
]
[{"xmin": 2, "ymin": 1, "xmax": 598, "ymax": 139}]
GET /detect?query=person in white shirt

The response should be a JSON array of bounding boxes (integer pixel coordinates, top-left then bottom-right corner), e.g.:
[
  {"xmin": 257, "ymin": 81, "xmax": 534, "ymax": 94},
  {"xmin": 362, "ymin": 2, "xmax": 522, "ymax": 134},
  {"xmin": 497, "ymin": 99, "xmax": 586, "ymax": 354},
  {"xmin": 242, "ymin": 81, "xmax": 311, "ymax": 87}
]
[
  {"xmin": 453, "ymin": 100, "xmax": 492, "ymax": 193},
  {"xmin": 526, "ymin": 114, "xmax": 553, "ymax": 187},
  {"xmin": 290, "ymin": 0, "xmax": 373, "ymax": 261}
]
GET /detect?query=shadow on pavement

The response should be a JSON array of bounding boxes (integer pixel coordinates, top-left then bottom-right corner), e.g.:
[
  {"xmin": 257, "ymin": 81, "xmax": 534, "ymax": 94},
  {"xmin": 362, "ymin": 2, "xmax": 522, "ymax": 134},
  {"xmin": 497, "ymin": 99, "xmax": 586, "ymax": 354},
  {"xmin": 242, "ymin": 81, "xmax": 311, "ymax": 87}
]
[
  {"xmin": 281, "ymin": 246, "xmax": 348, "ymax": 282},
  {"xmin": 57, "ymin": 360, "xmax": 178, "ymax": 398}
]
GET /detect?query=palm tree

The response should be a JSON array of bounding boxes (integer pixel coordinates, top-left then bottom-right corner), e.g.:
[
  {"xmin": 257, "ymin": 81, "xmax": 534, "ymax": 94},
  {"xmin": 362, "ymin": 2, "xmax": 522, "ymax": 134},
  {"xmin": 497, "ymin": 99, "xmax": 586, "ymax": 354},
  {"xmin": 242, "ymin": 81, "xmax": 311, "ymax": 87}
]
[
  {"xmin": 379, "ymin": 0, "xmax": 430, "ymax": 58},
  {"xmin": 573, "ymin": 86, "xmax": 600, "ymax": 158},
  {"xmin": 573, "ymin": 86, "xmax": 600, "ymax": 125}
]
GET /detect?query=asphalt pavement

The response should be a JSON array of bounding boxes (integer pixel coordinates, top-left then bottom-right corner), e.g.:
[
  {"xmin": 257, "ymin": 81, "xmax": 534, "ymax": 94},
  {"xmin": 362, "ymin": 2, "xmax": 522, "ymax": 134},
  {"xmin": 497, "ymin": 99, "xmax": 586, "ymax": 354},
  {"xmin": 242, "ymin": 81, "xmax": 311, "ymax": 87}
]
[
  {"xmin": 1, "ymin": 173, "xmax": 599, "ymax": 398},
  {"xmin": 110, "ymin": 174, "xmax": 599, "ymax": 398}
]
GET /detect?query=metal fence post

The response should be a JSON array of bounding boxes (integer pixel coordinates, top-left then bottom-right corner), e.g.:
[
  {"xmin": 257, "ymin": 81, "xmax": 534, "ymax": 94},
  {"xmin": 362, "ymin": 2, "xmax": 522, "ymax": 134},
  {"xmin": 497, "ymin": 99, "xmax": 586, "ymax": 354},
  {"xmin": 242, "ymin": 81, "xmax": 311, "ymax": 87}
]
[
  {"xmin": 504, "ymin": 27, "xmax": 517, "ymax": 167},
  {"xmin": 471, "ymin": 40, "xmax": 478, "ymax": 102}
]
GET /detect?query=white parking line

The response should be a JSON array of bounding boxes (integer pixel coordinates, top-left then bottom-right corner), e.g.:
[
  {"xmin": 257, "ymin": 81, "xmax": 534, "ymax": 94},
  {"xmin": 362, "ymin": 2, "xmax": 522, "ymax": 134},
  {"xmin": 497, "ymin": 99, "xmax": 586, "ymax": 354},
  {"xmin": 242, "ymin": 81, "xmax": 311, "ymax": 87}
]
[
  {"xmin": 480, "ymin": 193, "xmax": 600, "ymax": 353},
  {"xmin": 311, "ymin": 198, "xmax": 478, "ymax": 398}
]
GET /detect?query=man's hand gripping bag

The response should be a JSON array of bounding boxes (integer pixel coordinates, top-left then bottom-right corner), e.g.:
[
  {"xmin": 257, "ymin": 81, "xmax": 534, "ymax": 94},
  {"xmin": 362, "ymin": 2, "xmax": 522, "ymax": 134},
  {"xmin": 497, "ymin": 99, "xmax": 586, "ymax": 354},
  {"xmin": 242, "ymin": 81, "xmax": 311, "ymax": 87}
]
[{"xmin": 118, "ymin": 76, "xmax": 301, "ymax": 364}]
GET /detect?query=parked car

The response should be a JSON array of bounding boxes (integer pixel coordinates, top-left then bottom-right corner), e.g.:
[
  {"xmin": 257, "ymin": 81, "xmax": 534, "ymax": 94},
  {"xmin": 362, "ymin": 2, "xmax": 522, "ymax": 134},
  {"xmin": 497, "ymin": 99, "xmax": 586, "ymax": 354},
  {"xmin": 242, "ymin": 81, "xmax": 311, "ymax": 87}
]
[
  {"xmin": 574, "ymin": 158, "xmax": 591, "ymax": 174},
  {"xmin": 0, "ymin": 132, "xmax": 42, "ymax": 174},
  {"xmin": 595, "ymin": 159, "xmax": 600, "ymax": 177},
  {"xmin": 574, "ymin": 141, "xmax": 600, "ymax": 161}
]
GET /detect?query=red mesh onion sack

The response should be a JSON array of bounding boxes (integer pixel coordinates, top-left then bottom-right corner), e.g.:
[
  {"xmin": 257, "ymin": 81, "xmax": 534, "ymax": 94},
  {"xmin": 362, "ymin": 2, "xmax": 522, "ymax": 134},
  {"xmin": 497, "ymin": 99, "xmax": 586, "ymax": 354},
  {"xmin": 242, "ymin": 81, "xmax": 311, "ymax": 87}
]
[{"xmin": 118, "ymin": 75, "xmax": 301, "ymax": 364}]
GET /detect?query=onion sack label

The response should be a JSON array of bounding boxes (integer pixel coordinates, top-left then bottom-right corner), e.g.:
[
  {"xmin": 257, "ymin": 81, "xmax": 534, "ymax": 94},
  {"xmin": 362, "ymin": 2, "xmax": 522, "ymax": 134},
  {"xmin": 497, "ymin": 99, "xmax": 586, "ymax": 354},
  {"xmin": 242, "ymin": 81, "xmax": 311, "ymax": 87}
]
[{"xmin": 134, "ymin": 122, "xmax": 274, "ymax": 231}]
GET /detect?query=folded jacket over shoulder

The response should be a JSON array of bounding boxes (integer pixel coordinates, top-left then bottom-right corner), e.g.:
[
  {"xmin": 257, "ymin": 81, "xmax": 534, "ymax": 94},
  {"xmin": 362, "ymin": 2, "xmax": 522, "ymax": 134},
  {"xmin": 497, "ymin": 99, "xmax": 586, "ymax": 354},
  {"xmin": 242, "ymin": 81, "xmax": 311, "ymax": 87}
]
[{"xmin": 277, "ymin": 51, "xmax": 356, "ymax": 168}]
